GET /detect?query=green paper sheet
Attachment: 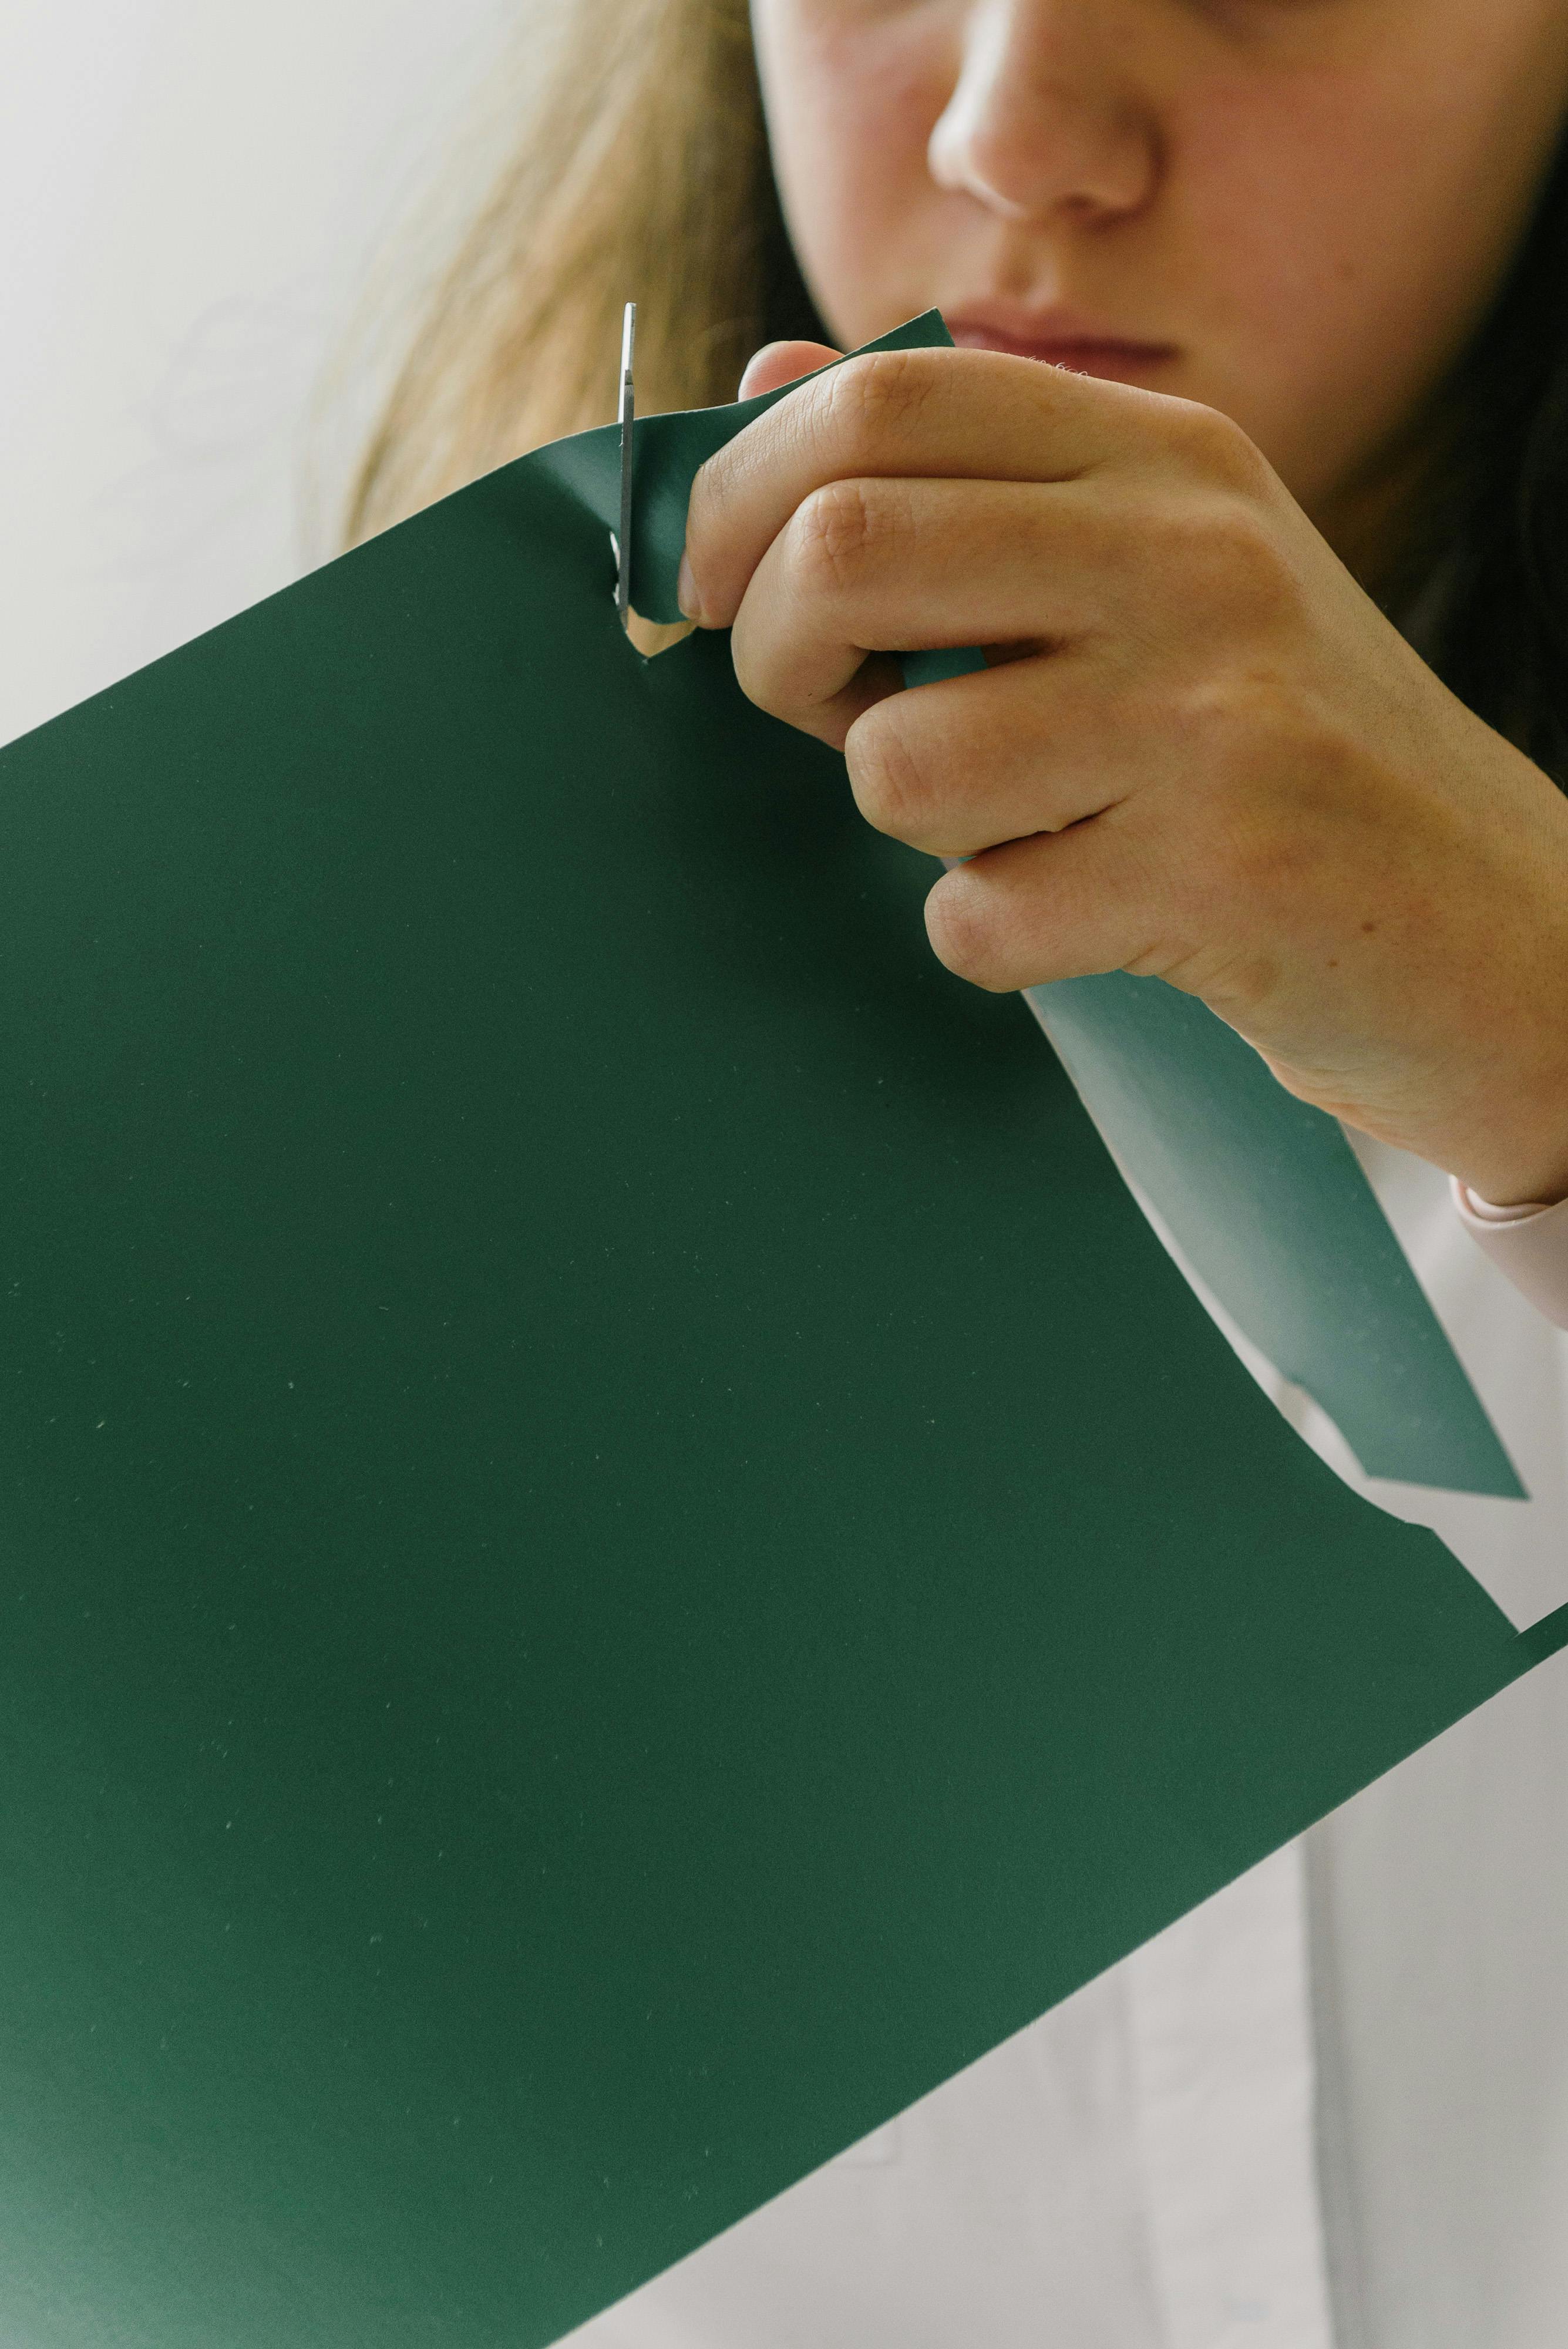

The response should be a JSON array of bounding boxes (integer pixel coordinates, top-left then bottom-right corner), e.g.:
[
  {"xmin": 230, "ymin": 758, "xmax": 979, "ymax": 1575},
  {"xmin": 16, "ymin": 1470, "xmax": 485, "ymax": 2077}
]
[
  {"xmin": 1025, "ymin": 972, "xmax": 1522, "ymax": 1492},
  {"xmin": 543, "ymin": 311, "xmax": 1520, "ymax": 1499},
  {"xmin": 0, "ymin": 346, "xmax": 1559, "ymax": 2348}
]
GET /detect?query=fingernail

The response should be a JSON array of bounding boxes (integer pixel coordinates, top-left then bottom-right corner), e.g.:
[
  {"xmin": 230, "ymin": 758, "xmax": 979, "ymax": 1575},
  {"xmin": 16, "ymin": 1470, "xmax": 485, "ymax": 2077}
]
[{"xmin": 677, "ymin": 553, "xmax": 699, "ymax": 622}]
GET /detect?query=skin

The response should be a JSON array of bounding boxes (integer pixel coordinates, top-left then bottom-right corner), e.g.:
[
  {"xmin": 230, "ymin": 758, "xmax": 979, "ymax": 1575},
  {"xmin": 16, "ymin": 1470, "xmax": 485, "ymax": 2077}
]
[{"xmin": 677, "ymin": 0, "xmax": 1568, "ymax": 1203}]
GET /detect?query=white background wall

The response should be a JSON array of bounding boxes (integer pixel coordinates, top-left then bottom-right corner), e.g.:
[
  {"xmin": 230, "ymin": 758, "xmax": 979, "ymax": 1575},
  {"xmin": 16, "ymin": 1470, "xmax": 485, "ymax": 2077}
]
[{"xmin": 0, "ymin": 0, "xmax": 521, "ymax": 748}]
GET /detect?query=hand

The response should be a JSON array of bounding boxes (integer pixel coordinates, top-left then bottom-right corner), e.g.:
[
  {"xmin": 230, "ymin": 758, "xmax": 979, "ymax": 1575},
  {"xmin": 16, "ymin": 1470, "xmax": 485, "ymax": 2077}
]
[{"xmin": 680, "ymin": 341, "xmax": 1568, "ymax": 1207}]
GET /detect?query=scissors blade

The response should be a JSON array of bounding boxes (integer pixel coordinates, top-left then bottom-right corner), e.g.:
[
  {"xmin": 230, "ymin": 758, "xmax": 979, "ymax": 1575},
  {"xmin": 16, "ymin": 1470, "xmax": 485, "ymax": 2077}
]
[{"xmin": 616, "ymin": 302, "xmax": 637, "ymax": 630}]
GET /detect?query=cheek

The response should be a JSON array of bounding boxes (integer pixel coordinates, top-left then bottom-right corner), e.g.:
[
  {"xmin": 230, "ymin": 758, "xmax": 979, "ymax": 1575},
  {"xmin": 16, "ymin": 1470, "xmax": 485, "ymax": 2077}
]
[
  {"xmin": 752, "ymin": 4, "xmax": 953, "ymax": 338},
  {"xmin": 1176, "ymin": 51, "xmax": 1568, "ymax": 509},
  {"xmin": 1174, "ymin": 113, "xmax": 1445, "ymax": 495}
]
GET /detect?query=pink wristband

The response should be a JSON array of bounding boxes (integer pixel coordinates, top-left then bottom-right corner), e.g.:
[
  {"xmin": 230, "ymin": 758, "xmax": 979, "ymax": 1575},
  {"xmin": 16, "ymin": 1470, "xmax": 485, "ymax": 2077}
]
[{"xmin": 1452, "ymin": 1179, "xmax": 1568, "ymax": 1329}]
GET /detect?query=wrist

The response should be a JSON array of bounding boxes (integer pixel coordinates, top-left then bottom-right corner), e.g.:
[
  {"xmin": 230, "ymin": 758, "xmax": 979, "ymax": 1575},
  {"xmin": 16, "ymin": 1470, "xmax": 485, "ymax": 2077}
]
[
  {"xmin": 1448, "ymin": 1102, "xmax": 1568, "ymax": 1212},
  {"xmin": 1463, "ymin": 1163, "xmax": 1568, "ymax": 1213},
  {"xmin": 1441, "ymin": 766, "xmax": 1568, "ymax": 1206}
]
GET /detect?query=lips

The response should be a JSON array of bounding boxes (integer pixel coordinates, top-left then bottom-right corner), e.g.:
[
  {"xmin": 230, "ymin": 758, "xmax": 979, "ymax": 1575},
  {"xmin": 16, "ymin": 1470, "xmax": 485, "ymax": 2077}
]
[{"xmin": 945, "ymin": 309, "xmax": 1179, "ymax": 379}]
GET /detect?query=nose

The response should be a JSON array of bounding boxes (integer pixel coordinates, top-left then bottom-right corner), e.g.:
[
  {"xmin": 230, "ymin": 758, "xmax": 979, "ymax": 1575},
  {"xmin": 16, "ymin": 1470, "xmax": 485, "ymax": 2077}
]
[{"xmin": 928, "ymin": 0, "xmax": 1159, "ymax": 225}]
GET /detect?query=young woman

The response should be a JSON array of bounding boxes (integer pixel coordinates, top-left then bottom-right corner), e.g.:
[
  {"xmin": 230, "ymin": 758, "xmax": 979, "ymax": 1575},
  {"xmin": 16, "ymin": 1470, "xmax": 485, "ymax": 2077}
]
[{"xmin": 354, "ymin": 4, "xmax": 1568, "ymax": 2341}]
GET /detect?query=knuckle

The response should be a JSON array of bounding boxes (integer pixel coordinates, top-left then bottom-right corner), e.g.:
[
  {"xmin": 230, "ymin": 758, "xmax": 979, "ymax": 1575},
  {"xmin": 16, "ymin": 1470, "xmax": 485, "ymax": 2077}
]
[
  {"xmin": 816, "ymin": 348, "xmax": 936, "ymax": 461},
  {"xmin": 684, "ymin": 447, "xmax": 732, "ymax": 553},
  {"xmin": 788, "ymin": 477, "xmax": 891, "ymax": 597},
  {"xmin": 1195, "ymin": 668, "xmax": 1311, "ymax": 769},
  {"xmin": 1212, "ymin": 504, "xmax": 1294, "ymax": 611},
  {"xmin": 1152, "ymin": 492, "xmax": 1297, "ymax": 626},
  {"xmin": 728, "ymin": 621, "xmax": 788, "ymax": 721},
  {"xmin": 1173, "ymin": 672, "xmax": 1340, "ymax": 899},
  {"xmin": 925, "ymin": 876, "xmax": 1010, "ymax": 990},
  {"xmin": 1160, "ymin": 397, "xmax": 1271, "ymax": 493},
  {"xmin": 845, "ymin": 705, "xmax": 935, "ymax": 842},
  {"xmin": 1178, "ymin": 672, "xmax": 1282, "ymax": 798}
]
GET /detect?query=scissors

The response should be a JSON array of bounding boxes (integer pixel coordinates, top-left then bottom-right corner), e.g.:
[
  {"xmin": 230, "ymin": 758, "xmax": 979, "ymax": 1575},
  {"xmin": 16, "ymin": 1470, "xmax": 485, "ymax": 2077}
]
[{"xmin": 614, "ymin": 301, "xmax": 636, "ymax": 631}]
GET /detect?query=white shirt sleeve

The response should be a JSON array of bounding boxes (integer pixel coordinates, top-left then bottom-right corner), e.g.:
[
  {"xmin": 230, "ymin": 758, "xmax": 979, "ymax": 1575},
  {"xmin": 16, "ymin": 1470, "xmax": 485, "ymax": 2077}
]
[{"xmin": 1452, "ymin": 1180, "xmax": 1568, "ymax": 1329}]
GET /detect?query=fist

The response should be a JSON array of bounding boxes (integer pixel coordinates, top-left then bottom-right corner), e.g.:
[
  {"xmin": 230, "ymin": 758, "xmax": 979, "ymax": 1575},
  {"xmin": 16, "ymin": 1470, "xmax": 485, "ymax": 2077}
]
[{"xmin": 681, "ymin": 342, "xmax": 1568, "ymax": 1207}]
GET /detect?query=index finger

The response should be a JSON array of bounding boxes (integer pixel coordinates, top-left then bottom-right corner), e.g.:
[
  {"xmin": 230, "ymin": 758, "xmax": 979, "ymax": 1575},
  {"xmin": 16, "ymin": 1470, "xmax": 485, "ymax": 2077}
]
[{"xmin": 681, "ymin": 345, "xmax": 1158, "ymax": 630}]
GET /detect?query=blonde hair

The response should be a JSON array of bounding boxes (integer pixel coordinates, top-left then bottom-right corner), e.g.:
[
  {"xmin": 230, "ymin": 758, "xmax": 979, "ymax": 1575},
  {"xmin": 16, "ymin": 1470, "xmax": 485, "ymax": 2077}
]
[{"xmin": 345, "ymin": 0, "xmax": 777, "ymax": 546}]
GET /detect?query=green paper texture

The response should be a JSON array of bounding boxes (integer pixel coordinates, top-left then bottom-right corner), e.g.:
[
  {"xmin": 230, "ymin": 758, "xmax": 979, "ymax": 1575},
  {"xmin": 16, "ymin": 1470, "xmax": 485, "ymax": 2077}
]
[
  {"xmin": 0, "ymin": 321, "xmax": 1558, "ymax": 2345},
  {"xmin": 1026, "ymin": 974, "xmax": 1522, "ymax": 1492}
]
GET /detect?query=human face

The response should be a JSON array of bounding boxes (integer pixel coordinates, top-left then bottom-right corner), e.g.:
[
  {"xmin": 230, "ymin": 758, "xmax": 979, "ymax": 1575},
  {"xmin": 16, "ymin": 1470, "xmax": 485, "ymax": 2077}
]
[{"xmin": 749, "ymin": 0, "xmax": 1568, "ymax": 561}]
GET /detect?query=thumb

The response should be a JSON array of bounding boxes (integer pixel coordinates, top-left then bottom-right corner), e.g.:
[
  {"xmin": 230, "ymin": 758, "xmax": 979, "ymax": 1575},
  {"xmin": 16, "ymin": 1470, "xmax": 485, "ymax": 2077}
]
[{"xmin": 737, "ymin": 338, "xmax": 843, "ymax": 401}]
